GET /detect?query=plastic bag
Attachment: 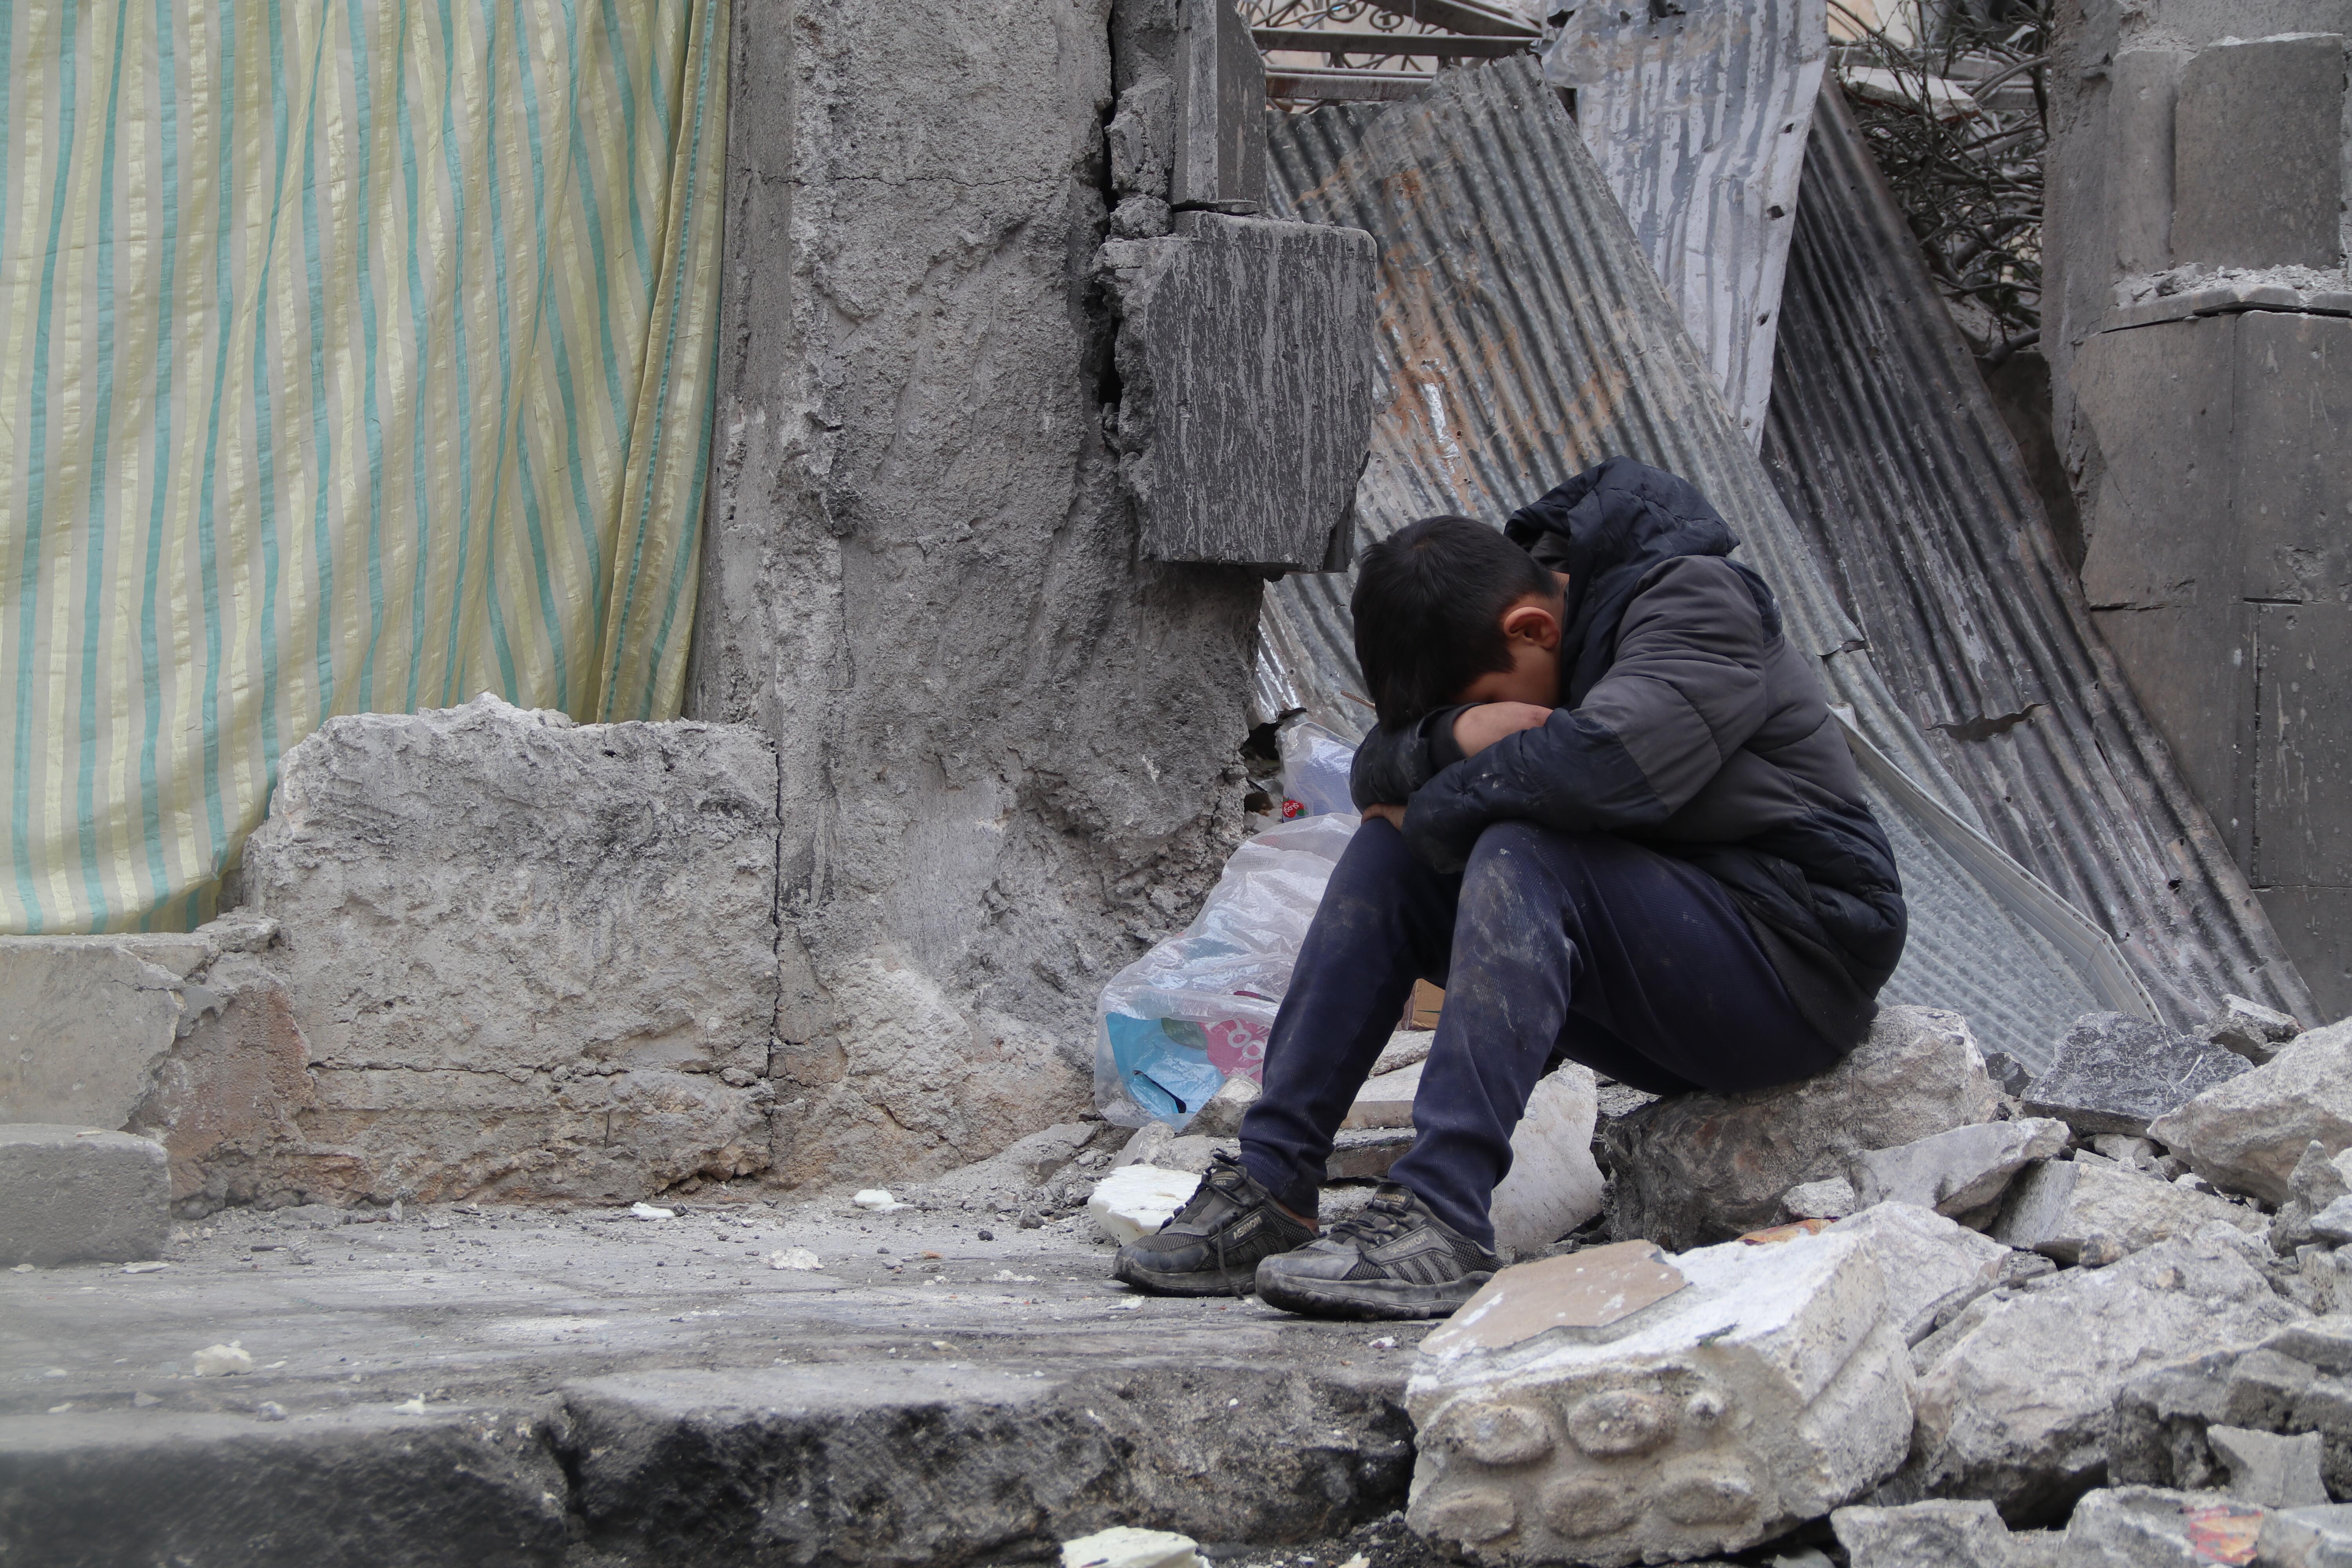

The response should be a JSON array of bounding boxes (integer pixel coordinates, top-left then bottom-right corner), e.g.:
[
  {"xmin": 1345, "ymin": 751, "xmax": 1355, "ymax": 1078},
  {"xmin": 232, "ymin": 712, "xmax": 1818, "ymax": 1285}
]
[
  {"xmin": 1278, "ymin": 718, "xmax": 1359, "ymax": 819},
  {"xmin": 1094, "ymin": 810, "xmax": 1359, "ymax": 1128}
]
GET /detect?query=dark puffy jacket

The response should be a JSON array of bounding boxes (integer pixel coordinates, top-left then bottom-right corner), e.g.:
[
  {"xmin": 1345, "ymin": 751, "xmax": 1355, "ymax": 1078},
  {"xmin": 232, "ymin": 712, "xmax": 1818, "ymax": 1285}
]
[{"xmin": 1350, "ymin": 457, "xmax": 1906, "ymax": 1051}]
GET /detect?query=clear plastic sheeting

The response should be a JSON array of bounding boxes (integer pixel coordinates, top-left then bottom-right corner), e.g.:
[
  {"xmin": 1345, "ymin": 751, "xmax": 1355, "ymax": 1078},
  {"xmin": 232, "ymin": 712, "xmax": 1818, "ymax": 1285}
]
[
  {"xmin": 1254, "ymin": 60, "xmax": 2131, "ymax": 1067},
  {"xmin": 1094, "ymin": 813, "xmax": 1359, "ymax": 1129},
  {"xmin": 1278, "ymin": 719, "xmax": 1359, "ymax": 818}
]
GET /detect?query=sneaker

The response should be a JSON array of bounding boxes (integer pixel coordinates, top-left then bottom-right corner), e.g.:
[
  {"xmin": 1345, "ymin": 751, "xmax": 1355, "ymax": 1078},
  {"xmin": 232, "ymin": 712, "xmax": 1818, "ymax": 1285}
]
[
  {"xmin": 1112, "ymin": 1151, "xmax": 1318, "ymax": 1297},
  {"xmin": 1253, "ymin": 1183, "xmax": 1499, "ymax": 1320}
]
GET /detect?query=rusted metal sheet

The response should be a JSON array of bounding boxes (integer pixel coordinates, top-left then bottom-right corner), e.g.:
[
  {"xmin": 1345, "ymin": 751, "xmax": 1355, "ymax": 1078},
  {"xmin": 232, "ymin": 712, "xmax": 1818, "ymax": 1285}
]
[
  {"xmin": 1544, "ymin": 0, "xmax": 1827, "ymax": 448},
  {"xmin": 1759, "ymin": 85, "xmax": 2314, "ymax": 1026},
  {"xmin": 1256, "ymin": 59, "xmax": 2143, "ymax": 1067}
]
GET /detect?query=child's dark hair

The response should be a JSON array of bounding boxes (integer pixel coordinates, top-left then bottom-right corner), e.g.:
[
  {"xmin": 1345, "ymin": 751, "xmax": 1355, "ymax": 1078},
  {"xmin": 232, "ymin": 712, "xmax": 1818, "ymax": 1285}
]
[{"xmin": 1351, "ymin": 515, "xmax": 1558, "ymax": 727}]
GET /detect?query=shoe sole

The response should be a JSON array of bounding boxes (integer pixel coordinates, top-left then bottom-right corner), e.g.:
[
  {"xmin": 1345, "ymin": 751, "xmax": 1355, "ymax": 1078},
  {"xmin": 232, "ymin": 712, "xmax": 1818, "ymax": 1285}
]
[
  {"xmin": 1112, "ymin": 1254, "xmax": 1261, "ymax": 1297},
  {"xmin": 1255, "ymin": 1269, "xmax": 1494, "ymax": 1321}
]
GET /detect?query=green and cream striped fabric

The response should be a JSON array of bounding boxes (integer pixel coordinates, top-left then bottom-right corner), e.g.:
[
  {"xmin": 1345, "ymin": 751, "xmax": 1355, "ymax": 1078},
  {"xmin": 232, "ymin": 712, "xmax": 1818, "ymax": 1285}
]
[{"xmin": 0, "ymin": 0, "xmax": 730, "ymax": 934}]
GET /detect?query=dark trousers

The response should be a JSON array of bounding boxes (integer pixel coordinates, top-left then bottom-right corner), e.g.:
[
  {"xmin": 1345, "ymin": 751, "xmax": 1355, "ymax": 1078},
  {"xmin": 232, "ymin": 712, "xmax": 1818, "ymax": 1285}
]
[{"xmin": 1236, "ymin": 818, "xmax": 1843, "ymax": 1246}]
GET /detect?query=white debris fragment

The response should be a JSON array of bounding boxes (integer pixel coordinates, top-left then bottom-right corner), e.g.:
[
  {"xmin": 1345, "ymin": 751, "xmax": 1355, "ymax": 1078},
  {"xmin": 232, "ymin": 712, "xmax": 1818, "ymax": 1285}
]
[
  {"xmin": 120, "ymin": 1261, "xmax": 169, "ymax": 1274},
  {"xmin": 255, "ymin": 1401, "xmax": 289, "ymax": 1423},
  {"xmin": 1085, "ymin": 1164, "xmax": 1201, "ymax": 1245},
  {"xmin": 852, "ymin": 1189, "xmax": 910, "ymax": 1212},
  {"xmin": 991, "ymin": 1270, "xmax": 1038, "ymax": 1283},
  {"xmin": 192, "ymin": 1342, "xmax": 252, "ymax": 1377},
  {"xmin": 766, "ymin": 1247, "xmax": 822, "ymax": 1271},
  {"xmin": 1060, "ymin": 1526, "xmax": 1208, "ymax": 1568},
  {"xmin": 393, "ymin": 1395, "xmax": 427, "ymax": 1414},
  {"xmin": 1368, "ymin": 1336, "xmax": 1397, "ymax": 1351},
  {"xmin": 10, "ymin": 1263, "xmax": 34, "ymax": 1273},
  {"xmin": 629, "ymin": 1201, "xmax": 675, "ymax": 1220}
]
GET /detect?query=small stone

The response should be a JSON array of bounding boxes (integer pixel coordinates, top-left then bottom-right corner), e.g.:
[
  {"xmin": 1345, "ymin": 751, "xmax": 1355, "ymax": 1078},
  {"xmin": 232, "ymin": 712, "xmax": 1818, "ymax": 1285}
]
[
  {"xmin": 850, "ymin": 1190, "xmax": 909, "ymax": 1213},
  {"xmin": 1060, "ymin": 1526, "xmax": 1205, "ymax": 1568},
  {"xmin": 1113, "ymin": 1121, "xmax": 1175, "ymax": 1169},
  {"xmin": 192, "ymin": 1342, "xmax": 252, "ymax": 1377},
  {"xmin": 2021, "ymin": 1012, "xmax": 2249, "ymax": 1137},
  {"xmin": 2260, "ymin": 1503, "xmax": 2352, "ymax": 1567},
  {"xmin": 1782, "ymin": 1177, "xmax": 1858, "ymax": 1221},
  {"xmin": 2089, "ymin": 1134, "xmax": 2163, "ymax": 1172},
  {"xmin": 1993, "ymin": 1158, "xmax": 2267, "ymax": 1263},
  {"xmin": 2063, "ymin": 1487, "xmax": 2268, "ymax": 1567},
  {"xmin": 130, "ymin": 1392, "xmax": 160, "ymax": 1409},
  {"xmin": 2209, "ymin": 1424, "xmax": 2329, "ymax": 1508},
  {"xmin": 254, "ymin": 1401, "xmax": 289, "ymax": 1423},
  {"xmin": 2205, "ymin": 995, "xmax": 2303, "ymax": 1065},
  {"xmin": 1189, "ymin": 1074, "xmax": 1259, "ymax": 1138},
  {"xmin": 1981, "ymin": 1051, "xmax": 2033, "ymax": 1098},
  {"xmin": 1848, "ymin": 1118, "xmax": 2070, "ymax": 1218},
  {"xmin": 2272, "ymin": 1143, "xmax": 2352, "ymax": 1255},
  {"xmin": 1831, "ymin": 1499, "xmax": 2020, "ymax": 1567},
  {"xmin": 629, "ymin": 1202, "xmax": 675, "ymax": 1221},
  {"xmin": 1085, "ymin": 1165, "xmax": 1200, "ymax": 1245},
  {"xmin": 766, "ymin": 1247, "xmax": 821, "ymax": 1271},
  {"xmin": 976, "ymin": 1229, "xmax": 994, "ymax": 1242},
  {"xmin": 2151, "ymin": 1018, "xmax": 2352, "ymax": 1203}
]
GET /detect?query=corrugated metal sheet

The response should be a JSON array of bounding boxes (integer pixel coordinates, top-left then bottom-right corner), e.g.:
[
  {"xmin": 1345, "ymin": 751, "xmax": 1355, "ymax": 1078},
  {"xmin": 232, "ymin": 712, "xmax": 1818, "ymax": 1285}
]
[
  {"xmin": 1544, "ymin": 0, "xmax": 1826, "ymax": 449},
  {"xmin": 1760, "ymin": 86, "xmax": 2317, "ymax": 1027},
  {"xmin": 1256, "ymin": 57, "xmax": 2129, "ymax": 1067}
]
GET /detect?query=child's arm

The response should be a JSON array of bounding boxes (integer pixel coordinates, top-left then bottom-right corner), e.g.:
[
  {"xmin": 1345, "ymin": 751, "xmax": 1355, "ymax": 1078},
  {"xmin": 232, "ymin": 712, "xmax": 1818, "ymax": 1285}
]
[{"xmin": 1396, "ymin": 555, "xmax": 1772, "ymax": 871}]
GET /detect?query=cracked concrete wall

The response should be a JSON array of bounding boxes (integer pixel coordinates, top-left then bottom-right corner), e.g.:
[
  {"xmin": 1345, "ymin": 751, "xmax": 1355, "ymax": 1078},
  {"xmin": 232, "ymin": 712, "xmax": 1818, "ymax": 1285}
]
[
  {"xmin": 2047, "ymin": 0, "xmax": 2352, "ymax": 1016},
  {"xmin": 686, "ymin": 0, "xmax": 1265, "ymax": 1191}
]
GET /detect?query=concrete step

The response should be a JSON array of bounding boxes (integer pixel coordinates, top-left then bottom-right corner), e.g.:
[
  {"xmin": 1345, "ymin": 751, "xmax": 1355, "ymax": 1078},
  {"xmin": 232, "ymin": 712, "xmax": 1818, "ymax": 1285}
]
[{"xmin": 0, "ymin": 1197, "xmax": 1416, "ymax": 1567}]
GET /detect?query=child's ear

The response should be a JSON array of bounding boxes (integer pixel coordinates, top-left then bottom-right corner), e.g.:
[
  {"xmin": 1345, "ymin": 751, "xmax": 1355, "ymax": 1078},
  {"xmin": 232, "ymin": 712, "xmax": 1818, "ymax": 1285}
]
[{"xmin": 1501, "ymin": 600, "xmax": 1563, "ymax": 651}]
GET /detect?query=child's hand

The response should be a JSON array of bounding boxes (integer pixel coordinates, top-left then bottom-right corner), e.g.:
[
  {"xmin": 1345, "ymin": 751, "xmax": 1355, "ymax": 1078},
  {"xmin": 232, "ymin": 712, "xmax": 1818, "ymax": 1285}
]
[
  {"xmin": 1363, "ymin": 802, "xmax": 1407, "ymax": 829},
  {"xmin": 1453, "ymin": 702, "xmax": 1553, "ymax": 757}
]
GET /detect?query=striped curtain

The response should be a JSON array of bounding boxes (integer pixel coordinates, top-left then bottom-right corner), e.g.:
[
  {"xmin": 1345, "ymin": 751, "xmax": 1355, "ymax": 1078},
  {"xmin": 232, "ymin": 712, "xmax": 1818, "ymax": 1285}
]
[{"xmin": 0, "ymin": 0, "xmax": 730, "ymax": 935}]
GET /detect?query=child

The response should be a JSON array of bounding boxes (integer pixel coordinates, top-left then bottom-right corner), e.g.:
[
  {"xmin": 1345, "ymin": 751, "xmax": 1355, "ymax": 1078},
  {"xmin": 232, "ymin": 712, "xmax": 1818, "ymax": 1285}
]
[{"xmin": 1112, "ymin": 457, "xmax": 1908, "ymax": 1319}]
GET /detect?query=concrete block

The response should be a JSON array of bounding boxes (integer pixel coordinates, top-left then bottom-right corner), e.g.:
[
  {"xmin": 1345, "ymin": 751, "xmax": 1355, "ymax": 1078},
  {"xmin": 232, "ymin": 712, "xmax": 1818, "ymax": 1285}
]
[
  {"xmin": 2062, "ymin": 1486, "xmax": 2269, "ymax": 1567},
  {"xmin": 2257, "ymin": 603, "xmax": 2352, "ymax": 886},
  {"xmin": 1105, "ymin": 212, "xmax": 1377, "ymax": 569},
  {"xmin": 2152, "ymin": 1018, "xmax": 2352, "ymax": 1202},
  {"xmin": 2263, "ymin": 1503, "xmax": 2352, "ymax": 1567},
  {"xmin": 2206, "ymin": 993, "xmax": 2305, "ymax": 1065},
  {"xmin": 1405, "ymin": 1229, "xmax": 1913, "ymax": 1565},
  {"xmin": 2021, "ymin": 1012, "xmax": 2249, "ymax": 1137},
  {"xmin": 1826, "ymin": 1201, "xmax": 2011, "ymax": 1347},
  {"xmin": 1488, "ymin": 1065, "xmax": 1603, "ymax": 1259},
  {"xmin": 2172, "ymin": 34, "xmax": 2347, "ymax": 270},
  {"xmin": 1603, "ymin": 1006, "xmax": 2000, "ymax": 1251},
  {"xmin": 2210, "ymin": 1423, "xmax": 2329, "ymax": 1506},
  {"xmin": 241, "ymin": 695, "xmax": 780, "ymax": 1204},
  {"xmin": 0, "ymin": 1125, "xmax": 169, "ymax": 1266},
  {"xmin": 1171, "ymin": 0, "xmax": 1263, "ymax": 211},
  {"xmin": 1342, "ymin": 1061, "xmax": 1419, "ymax": 1130},
  {"xmin": 2107, "ymin": 50, "xmax": 2191, "ymax": 274},
  {"xmin": 1847, "ymin": 1117, "xmax": 2070, "ymax": 1218},
  {"xmin": 1830, "ymin": 1499, "xmax": 2026, "ymax": 1568},
  {"xmin": 1990, "ymin": 1157, "xmax": 2267, "ymax": 1263},
  {"xmin": 1900, "ymin": 1230, "xmax": 2306, "ymax": 1519},
  {"xmin": 0, "ymin": 941, "xmax": 201, "ymax": 1127}
]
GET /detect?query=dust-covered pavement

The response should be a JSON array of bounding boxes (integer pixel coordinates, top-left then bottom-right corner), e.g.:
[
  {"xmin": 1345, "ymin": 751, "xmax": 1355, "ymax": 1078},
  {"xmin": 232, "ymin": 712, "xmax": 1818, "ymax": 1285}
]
[{"xmin": 1, "ymin": 1191, "xmax": 1421, "ymax": 1566}]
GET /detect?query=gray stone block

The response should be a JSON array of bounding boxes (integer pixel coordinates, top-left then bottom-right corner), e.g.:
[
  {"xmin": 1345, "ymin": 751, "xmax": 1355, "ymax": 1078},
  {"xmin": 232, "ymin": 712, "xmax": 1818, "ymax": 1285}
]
[
  {"xmin": 1847, "ymin": 1118, "xmax": 2070, "ymax": 1218},
  {"xmin": 1830, "ymin": 1499, "xmax": 2025, "ymax": 1568},
  {"xmin": 2107, "ymin": 49, "xmax": 2190, "ymax": 274},
  {"xmin": 2020, "ymin": 1011, "xmax": 2249, "ymax": 1137},
  {"xmin": 1989, "ymin": 1157, "xmax": 2267, "ymax": 1262},
  {"xmin": 2206, "ymin": 993, "xmax": 2305, "ymax": 1065},
  {"xmin": 2210, "ymin": 1423, "xmax": 2329, "ymax": 1506},
  {"xmin": 1106, "ymin": 212, "xmax": 1376, "ymax": 568},
  {"xmin": 0, "ymin": 940, "xmax": 204, "ymax": 1127},
  {"xmin": 0, "ymin": 1125, "xmax": 169, "ymax": 1266},
  {"xmin": 2152, "ymin": 1018, "xmax": 2352, "ymax": 1202},
  {"xmin": 2062, "ymin": 1485, "xmax": 2271, "ymax": 1567},
  {"xmin": 2263, "ymin": 1502, "xmax": 2352, "ymax": 1567},
  {"xmin": 2257, "ymin": 603, "xmax": 2352, "ymax": 887},
  {"xmin": 1171, "ymin": 0, "xmax": 1263, "ymax": 211},
  {"xmin": 2172, "ymin": 33, "xmax": 2347, "ymax": 271},
  {"xmin": 2239, "ymin": 313, "xmax": 2352, "ymax": 607},
  {"xmin": 241, "ymin": 695, "xmax": 780, "ymax": 1205}
]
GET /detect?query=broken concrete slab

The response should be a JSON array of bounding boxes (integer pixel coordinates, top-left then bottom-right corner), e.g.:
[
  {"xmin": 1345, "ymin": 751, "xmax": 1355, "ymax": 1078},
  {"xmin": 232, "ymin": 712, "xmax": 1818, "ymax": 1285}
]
[
  {"xmin": 2261, "ymin": 1503, "xmax": 2352, "ymax": 1568},
  {"xmin": 2020, "ymin": 1012, "xmax": 2250, "ymax": 1138},
  {"xmin": 2112, "ymin": 1318, "xmax": 2352, "ymax": 1500},
  {"xmin": 1103, "ymin": 212, "xmax": 1376, "ymax": 569},
  {"xmin": 1991, "ymin": 1157, "xmax": 2268, "ymax": 1263},
  {"xmin": 1848, "ymin": 1117, "xmax": 2071, "ymax": 1219},
  {"xmin": 2171, "ymin": 33, "xmax": 2348, "ymax": 272},
  {"xmin": 1900, "ymin": 1229, "xmax": 2307, "ymax": 1521},
  {"xmin": 1343, "ymin": 1062, "xmax": 1420, "ymax": 1131},
  {"xmin": 0, "ymin": 940, "xmax": 207, "ymax": 1127},
  {"xmin": 1406, "ymin": 1229, "xmax": 1913, "ymax": 1565},
  {"xmin": 1603, "ymin": 1006, "xmax": 2000, "ymax": 1250},
  {"xmin": 1489, "ymin": 1065, "xmax": 1602, "ymax": 1260},
  {"xmin": 1828, "ymin": 1201, "xmax": 2012, "ymax": 1348},
  {"xmin": 0, "ymin": 1402, "xmax": 572, "ymax": 1567},
  {"xmin": 240, "ymin": 695, "xmax": 779, "ymax": 1207},
  {"xmin": 2150, "ymin": 1018, "xmax": 2352, "ymax": 1203},
  {"xmin": 1830, "ymin": 1499, "xmax": 2046, "ymax": 1568},
  {"xmin": 2210, "ymin": 1423, "xmax": 2330, "ymax": 1508},
  {"xmin": 1087, "ymin": 1165, "xmax": 1200, "ymax": 1245},
  {"xmin": 2207, "ymin": 994, "xmax": 2305, "ymax": 1065},
  {"xmin": 0, "ymin": 1125, "xmax": 169, "ymax": 1267},
  {"xmin": 1190, "ymin": 1074, "xmax": 1259, "ymax": 1138},
  {"xmin": 2062, "ymin": 1486, "xmax": 2269, "ymax": 1568},
  {"xmin": 1782, "ymin": 1177, "xmax": 1858, "ymax": 1222}
]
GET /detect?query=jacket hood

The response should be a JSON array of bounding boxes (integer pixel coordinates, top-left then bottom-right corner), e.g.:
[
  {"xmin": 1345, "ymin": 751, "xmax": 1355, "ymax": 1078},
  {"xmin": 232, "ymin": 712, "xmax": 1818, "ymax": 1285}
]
[{"xmin": 1505, "ymin": 456, "xmax": 1780, "ymax": 701}]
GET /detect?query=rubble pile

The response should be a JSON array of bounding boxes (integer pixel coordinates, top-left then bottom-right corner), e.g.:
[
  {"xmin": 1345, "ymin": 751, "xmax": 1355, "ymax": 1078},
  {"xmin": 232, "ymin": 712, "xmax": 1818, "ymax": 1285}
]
[{"xmin": 1400, "ymin": 995, "xmax": 2352, "ymax": 1563}]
